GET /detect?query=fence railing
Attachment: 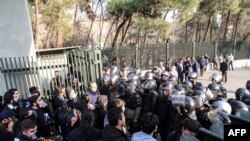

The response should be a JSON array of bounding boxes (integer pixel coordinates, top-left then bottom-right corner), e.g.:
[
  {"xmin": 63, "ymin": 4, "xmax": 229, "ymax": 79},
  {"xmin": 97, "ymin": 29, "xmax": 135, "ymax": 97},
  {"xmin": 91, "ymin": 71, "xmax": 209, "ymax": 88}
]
[
  {"xmin": 101, "ymin": 41, "xmax": 250, "ymax": 69},
  {"xmin": 0, "ymin": 49, "xmax": 103, "ymax": 99}
]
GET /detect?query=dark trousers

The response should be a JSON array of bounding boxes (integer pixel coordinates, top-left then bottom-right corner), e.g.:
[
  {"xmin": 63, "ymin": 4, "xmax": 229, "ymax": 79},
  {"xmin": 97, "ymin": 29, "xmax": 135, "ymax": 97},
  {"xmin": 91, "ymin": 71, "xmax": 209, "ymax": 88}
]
[
  {"xmin": 200, "ymin": 66, "xmax": 204, "ymax": 76},
  {"xmin": 178, "ymin": 72, "xmax": 184, "ymax": 84},
  {"xmin": 229, "ymin": 61, "xmax": 234, "ymax": 70},
  {"xmin": 222, "ymin": 71, "xmax": 227, "ymax": 82}
]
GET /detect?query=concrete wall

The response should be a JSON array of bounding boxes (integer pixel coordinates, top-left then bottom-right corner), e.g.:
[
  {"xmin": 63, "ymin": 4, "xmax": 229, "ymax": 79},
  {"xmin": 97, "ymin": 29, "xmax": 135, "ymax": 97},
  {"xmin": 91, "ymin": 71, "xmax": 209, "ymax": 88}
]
[{"xmin": 0, "ymin": 0, "xmax": 35, "ymax": 95}]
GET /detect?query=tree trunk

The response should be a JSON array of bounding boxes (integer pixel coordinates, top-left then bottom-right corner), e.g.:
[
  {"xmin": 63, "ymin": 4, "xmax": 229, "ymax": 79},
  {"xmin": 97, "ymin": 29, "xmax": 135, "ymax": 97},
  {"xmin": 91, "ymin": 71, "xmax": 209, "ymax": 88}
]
[
  {"xmin": 203, "ymin": 16, "xmax": 213, "ymax": 41},
  {"xmin": 119, "ymin": 16, "xmax": 132, "ymax": 48},
  {"xmin": 223, "ymin": 10, "xmax": 231, "ymax": 41},
  {"xmin": 56, "ymin": 9, "xmax": 63, "ymax": 48},
  {"xmin": 73, "ymin": 4, "xmax": 78, "ymax": 25},
  {"xmin": 85, "ymin": 0, "xmax": 100, "ymax": 48},
  {"xmin": 34, "ymin": 0, "xmax": 39, "ymax": 49},
  {"xmin": 185, "ymin": 22, "xmax": 188, "ymax": 42},
  {"xmin": 103, "ymin": 18, "xmax": 116, "ymax": 48},
  {"xmin": 111, "ymin": 15, "xmax": 132, "ymax": 49},
  {"xmin": 243, "ymin": 31, "xmax": 250, "ymax": 41},
  {"xmin": 198, "ymin": 23, "xmax": 202, "ymax": 42},
  {"xmin": 195, "ymin": 22, "xmax": 199, "ymax": 41},
  {"xmin": 233, "ymin": 11, "xmax": 240, "ymax": 41},
  {"xmin": 210, "ymin": 23, "xmax": 213, "ymax": 41}
]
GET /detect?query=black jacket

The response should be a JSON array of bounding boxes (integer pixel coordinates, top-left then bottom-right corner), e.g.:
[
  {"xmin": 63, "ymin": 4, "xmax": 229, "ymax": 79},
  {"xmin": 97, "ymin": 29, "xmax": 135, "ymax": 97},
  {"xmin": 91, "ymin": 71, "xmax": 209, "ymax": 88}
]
[
  {"xmin": 123, "ymin": 92, "xmax": 142, "ymax": 110},
  {"xmin": 142, "ymin": 90, "xmax": 158, "ymax": 114},
  {"xmin": 102, "ymin": 125, "xmax": 130, "ymax": 141},
  {"xmin": 15, "ymin": 132, "xmax": 36, "ymax": 141},
  {"xmin": 67, "ymin": 126, "xmax": 101, "ymax": 141},
  {"xmin": 220, "ymin": 62, "xmax": 228, "ymax": 72}
]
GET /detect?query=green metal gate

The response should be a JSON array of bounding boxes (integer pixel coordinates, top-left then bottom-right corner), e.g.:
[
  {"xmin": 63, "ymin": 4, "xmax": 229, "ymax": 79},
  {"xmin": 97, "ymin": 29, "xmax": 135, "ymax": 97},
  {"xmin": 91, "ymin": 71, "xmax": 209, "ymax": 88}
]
[{"xmin": 0, "ymin": 49, "xmax": 102, "ymax": 99}]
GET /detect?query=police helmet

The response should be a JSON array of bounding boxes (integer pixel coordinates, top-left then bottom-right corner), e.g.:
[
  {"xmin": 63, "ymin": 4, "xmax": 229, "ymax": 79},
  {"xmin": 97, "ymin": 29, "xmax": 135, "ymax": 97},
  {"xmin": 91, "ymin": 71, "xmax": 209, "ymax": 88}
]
[
  {"xmin": 110, "ymin": 74, "xmax": 119, "ymax": 83},
  {"xmin": 152, "ymin": 66, "xmax": 161, "ymax": 75},
  {"xmin": 208, "ymin": 83, "xmax": 221, "ymax": 99},
  {"xmin": 246, "ymin": 80, "xmax": 250, "ymax": 90},
  {"xmin": 132, "ymin": 68, "xmax": 141, "ymax": 77},
  {"xmin": 143, "ymin": 79, "xmax": 157, "ymax": 90},
  {"xmin": 227, "ymin": 99, "xmax": 249, "ymax": 115},
  {"xmin": 161, "ymin": 71, "xmax": 170, "ymax": 77},
  {"xmin": 211, "ymin": 100, "xmax": 232, "ymax": 115},
  {"xmin": 182, "ymin": 81, "xmax": 193, "ymax": 92},
  {"xmin": 144, "ymin": 71, "xmax": 153, "ymax": 80},
  {"xmin": 161, "ymin": 81, "xmax": 174, "ymax": 90},
  {"xmin": 210, "ymin": 73, "xmax": 223, "ymax": 83},
  {"xmin": 188, "ymin": 72, "xmax": 198, "ymax": 79},
  {"xmin": 191, "ymin": 90, "xmax": 207, "ymax": 108},
  {"xmin": 110, "ymin": 66, "xmax": 119, "ymax": 75},
  {"xmin": 235, "ymin": 88, "xmax": 250, "ymax": 101},
  {"xmin": 103, "ymin": 75, "xmax": 110, "ymax": 82},
  {"xmin": 242, "ymin": 94, "xmax": 250, "ymax": 106},
  {"xmin": 127, "ymin": 73, "xmax": 139, "ymax": 81},
  {"xmin": 168, "ymin": 75, "xmax": 178, "ymax": 85},
  {"xmin": 174, "ymin": 85, "xmax": 186, "ymax": 95},
  {"xmin": 184, "ymin": 96, "xmax": 196, "ymax": 113},
  {"xmin": 194, "ymin": 85, "xmax": 206, "ymax": 93}
]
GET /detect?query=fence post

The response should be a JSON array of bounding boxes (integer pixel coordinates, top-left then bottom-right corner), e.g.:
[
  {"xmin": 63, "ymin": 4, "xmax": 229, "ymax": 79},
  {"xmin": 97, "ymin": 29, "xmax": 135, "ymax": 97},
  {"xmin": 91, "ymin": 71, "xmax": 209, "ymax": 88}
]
[
  {"xmin": 166, "ymin": 41, "xmax": 170, "ymax": 64},
  {"xmin": 192, "ymin": 42, "xmax": 196, "ymax": 57},
  {"xmin": 135, "ymin": 46, "xmax": 139, "ymax": 68},
  {"xmin": 214, "ymin": 42, "xmax": 218, "ymax": 58}
]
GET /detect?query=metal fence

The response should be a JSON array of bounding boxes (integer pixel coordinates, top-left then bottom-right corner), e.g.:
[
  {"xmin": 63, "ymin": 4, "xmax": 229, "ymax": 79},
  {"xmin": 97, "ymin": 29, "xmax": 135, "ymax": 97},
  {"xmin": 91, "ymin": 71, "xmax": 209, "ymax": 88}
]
[
  {"xmin": 0, "ymin": 49, "xmax": 102, "ymax": 99},
  {"xmin": 102, "ymin": 41, "xmax": 250, "ymax": 69}
]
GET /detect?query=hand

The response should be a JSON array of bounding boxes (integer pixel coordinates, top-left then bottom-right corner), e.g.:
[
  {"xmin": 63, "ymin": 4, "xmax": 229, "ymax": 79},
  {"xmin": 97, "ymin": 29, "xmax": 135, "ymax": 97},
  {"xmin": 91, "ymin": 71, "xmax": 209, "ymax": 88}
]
[
  {"xmin": 71, "ymin": 116, "xmax": 78, "ymax": 126},
  {"xmin": 7, "ymin": 120, "xmax": 14, "ymax": 133},
  {"xmin": 87, "ymin": 104, "xmax": 95, "ymax": 110}
]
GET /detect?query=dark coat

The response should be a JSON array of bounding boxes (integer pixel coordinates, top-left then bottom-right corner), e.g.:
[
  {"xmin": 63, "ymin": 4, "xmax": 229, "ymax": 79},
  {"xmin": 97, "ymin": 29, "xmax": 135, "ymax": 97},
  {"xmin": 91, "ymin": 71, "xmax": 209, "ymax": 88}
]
[
  {"xmin": 68, "ymin": 126, "xmax": 101, "ymax": 141},
  {"xmin": 102, "ymin": 125, "xmax": 130, "ymax": 141}
]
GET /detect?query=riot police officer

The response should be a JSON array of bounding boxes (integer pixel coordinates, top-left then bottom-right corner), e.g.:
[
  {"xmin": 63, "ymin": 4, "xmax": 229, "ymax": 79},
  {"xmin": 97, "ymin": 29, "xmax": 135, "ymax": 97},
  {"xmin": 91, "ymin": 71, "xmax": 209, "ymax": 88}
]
[
  {"xmin": 123, "ymin": 80, "xmax": 142, "ymax": 134},
  {"xmin": 141, "ymin": 79, "xmax": 158, "ymax": 115},
  {"xmin": 210, "ymin": 73, "xmax": 227, "ymax": 98},
  {"xmin": 182, "ymin": 81, "xmax": 193, "ymax": 96},
  {"xmin": 155, "ymin": 82, "xmax": 176, "ymax": 141},
  {"xmin": 99, "ymin": 75, "xmax": 110, "ymax": 96},
  {"xmin": 108, "ymin": 74, "xmax": 126, "ymax": 101}
]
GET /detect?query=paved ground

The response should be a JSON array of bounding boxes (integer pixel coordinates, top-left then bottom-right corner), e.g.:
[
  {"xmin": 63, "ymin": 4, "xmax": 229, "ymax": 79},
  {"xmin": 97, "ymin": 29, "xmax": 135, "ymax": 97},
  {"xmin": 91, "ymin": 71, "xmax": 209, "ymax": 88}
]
[{"xmin": 197, "ymin": 68, "xmax": 250, "ymax": 99}]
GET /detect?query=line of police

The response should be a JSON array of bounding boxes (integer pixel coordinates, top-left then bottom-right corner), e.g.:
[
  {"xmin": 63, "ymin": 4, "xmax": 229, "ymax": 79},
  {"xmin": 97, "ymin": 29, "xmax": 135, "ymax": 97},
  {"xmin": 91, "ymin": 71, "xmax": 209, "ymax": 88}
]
[{"xmin": 99, "ymin": 66, "xmax": 250, "ymax": 141}]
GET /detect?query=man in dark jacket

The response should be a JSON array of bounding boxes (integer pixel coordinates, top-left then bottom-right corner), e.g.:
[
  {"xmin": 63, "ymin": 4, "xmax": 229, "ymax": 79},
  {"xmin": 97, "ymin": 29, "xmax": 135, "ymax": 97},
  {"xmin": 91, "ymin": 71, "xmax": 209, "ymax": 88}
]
[
  {"xmin": 102, "ymin": 107, "xmax": 130, "ymax": 141},
  {"xmin": 220, "ymin": 59, "xmax": 228, "ymax": 83},
  {"xmin": 167, "ymin": 119, "xmax": 201, "ymax": 141}
]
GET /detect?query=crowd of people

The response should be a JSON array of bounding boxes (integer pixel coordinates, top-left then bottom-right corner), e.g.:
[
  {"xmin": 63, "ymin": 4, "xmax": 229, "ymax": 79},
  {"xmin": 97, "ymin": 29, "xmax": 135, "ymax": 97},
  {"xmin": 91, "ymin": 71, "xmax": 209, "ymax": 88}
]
[{"xmin": 0, "ymin": 54, "xmax": 249, "ymax": 141}]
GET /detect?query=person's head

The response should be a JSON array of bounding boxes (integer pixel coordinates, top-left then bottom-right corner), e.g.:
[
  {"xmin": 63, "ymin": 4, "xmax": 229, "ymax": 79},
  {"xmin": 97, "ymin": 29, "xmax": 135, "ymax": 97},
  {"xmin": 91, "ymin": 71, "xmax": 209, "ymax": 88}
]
[
  {"xmin": 171, "ymin": 66, "xmax": 176, "ymax": 71},
  {"xmin": 126, "ymin": 80, "xmax": 137, "ymax": 94},
  {"xmin": 89, "ymin": 81, "xmax": 98, "ymax": 92},
  {"xmin": 161, "ymin": 82, "xmax": 173, "ymax": 98},
  {"xmin": 21, "ymin": 119, "xmax": 37, "ymax": 138},
  {"xmin": 103, "ymin": 75, "xmax": 110, "ymax": 86},
  {"xmin": 79, "ymin": 94, "xmax": 91, "ymax": 104},
  {"xmin": 161, "ymin": 71, "xmax": 170, "ymax": 81},
  {"xmin": 97, "ymin": 95, "xmax": 108, "ymax": 108},
  {"xmin": 158, "ymin": 60, "xmax": 164, "ymax": 67},
  {"xmin": 55, "ymin": 71, "xmax": 61, "ymax": 77},
  {"xmin": 107, "ymin": 99, "xmax": 126, "ymax": 112},
  {"xmin": 188, "ymin": 72, "xmax": 198, "ymax": 85},
  {"xmin": 54, "ymin": 86, "xmax": 65, "ymax": 97},
  {"xmin": 0, "ymin": 110, "xmax": 13, "ymax": 128},
  {"xmin": 74, "ymin": 102, "xmax": 86, "ymax": 120},
  {"xmin": 4, "ymin": 88, "xmax": 20, "ymax": 105},
  {"xmin": 66, "ymin": 87, "xmax": 77, "ymax": 100},
  {"xmin": 107, "ymin": 107, "xmax": 126, "ymax": 129},
  {"xmin": 28, "ymin": 95, "xmax": 44, "ymax": 108},
  {"xmin": 246, "ymin": 80, "xmax": 250, "ymax": 91},
  {"xmin": 182, "ymin": 119, "xmax": 201, "ymax": 137},
  {"xmin": 29, "ymin": 86, "xmax": 40, "ymax": 97},
  {"xmin": 140, "ymin": 112, "xmax": 159, "ymax": 135}
]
